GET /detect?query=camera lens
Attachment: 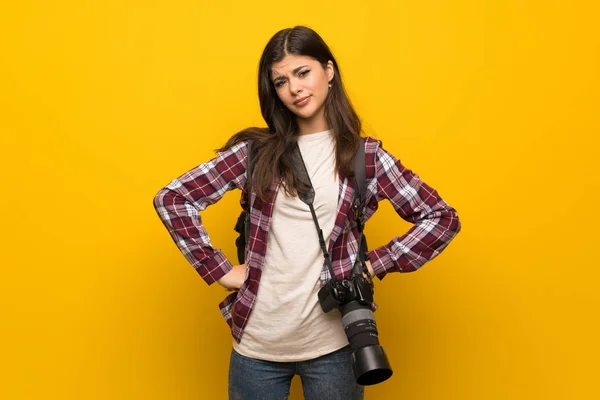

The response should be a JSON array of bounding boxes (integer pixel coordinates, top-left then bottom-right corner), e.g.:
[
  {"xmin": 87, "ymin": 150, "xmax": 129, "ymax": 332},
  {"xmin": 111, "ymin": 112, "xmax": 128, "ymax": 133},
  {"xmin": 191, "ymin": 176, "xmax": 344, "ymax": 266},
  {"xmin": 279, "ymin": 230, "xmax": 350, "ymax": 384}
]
[{"xmin": 341, "ymin": 301, "xmax": 393, "ymax": 385}]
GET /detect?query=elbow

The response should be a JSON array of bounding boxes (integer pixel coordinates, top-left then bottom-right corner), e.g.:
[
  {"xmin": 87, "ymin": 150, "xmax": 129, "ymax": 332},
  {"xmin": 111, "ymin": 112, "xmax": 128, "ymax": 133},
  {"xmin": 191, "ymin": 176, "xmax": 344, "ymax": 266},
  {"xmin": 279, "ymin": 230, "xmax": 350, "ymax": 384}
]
[
  {"xmin": 429, "ymin": 199, "xmax": 461, "ymax": 238},
  {"xmin": 448, "ymin": 208, "xmax": 461, "ymax": 238},
  {"xmin": 153, "ymin": 186, "xmax": 170, "ymax": 212}
]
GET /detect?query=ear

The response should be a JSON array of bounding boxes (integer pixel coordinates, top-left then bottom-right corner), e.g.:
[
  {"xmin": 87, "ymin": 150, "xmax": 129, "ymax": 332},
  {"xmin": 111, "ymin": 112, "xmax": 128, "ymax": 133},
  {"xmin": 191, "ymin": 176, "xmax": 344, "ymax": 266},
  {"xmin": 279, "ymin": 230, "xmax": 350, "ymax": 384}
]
[{"xmin": 326, "ymin": 60, "xmax": 335, "ymax": 82}]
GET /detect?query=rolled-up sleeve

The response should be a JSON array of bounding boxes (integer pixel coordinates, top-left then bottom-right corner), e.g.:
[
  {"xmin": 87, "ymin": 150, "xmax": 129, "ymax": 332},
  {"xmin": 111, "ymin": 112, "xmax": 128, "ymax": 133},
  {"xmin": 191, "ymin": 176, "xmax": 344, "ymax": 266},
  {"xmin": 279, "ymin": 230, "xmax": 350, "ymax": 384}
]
[
  {"xmin": 366, "ymin": 142, "xmax": 461, "ymax": 279},
  {"xmin": 153, "ymin": 141, "xmax": 248, "ymax": 285}
]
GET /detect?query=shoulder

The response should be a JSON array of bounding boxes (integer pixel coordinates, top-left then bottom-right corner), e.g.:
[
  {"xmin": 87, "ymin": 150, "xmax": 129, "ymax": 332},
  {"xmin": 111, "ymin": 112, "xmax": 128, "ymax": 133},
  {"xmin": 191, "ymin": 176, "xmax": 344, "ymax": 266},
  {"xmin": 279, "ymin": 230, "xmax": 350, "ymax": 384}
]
[
  {"xmin": 361, "ymin": 136, "xmax": 405, "ymax": 181},
  {"xmin": 362, "ymin": 136, "xmax": 381, "ymax": 152},
  {"xmin": 362, "ymin": 135, "xmax": 390, "ymax": 161},
  {"xmin": 213, "ymin": 139, "xmax": 250, "ymax": 169},
  {"xmin": 362, "ymin": 136, "xmax": 401, "ymax": 159},
  {"xmin": 196, "ymin": 139, "xmax": 250, "ymax": 184},
  {"xmin": 221, "ymin": 139, "xmax": 250, "ymax": 157}
]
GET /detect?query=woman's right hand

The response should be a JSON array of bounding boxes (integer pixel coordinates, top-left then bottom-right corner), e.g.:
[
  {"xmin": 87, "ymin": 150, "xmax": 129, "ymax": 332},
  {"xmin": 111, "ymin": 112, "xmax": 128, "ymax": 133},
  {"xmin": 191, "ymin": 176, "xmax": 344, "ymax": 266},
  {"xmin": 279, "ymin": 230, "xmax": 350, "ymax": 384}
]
[{"xmin": 217, "ymin": 264, "xmax": 246, "ymax": 291}]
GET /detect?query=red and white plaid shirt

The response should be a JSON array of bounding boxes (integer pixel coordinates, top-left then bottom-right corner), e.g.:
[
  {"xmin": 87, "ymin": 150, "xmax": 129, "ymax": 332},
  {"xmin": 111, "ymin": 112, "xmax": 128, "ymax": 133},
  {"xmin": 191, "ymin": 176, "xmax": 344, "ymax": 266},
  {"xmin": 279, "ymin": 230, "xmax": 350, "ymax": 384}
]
[{"xmin": 154, "ymin": 136, "xmax": 461, "ymax": 343}]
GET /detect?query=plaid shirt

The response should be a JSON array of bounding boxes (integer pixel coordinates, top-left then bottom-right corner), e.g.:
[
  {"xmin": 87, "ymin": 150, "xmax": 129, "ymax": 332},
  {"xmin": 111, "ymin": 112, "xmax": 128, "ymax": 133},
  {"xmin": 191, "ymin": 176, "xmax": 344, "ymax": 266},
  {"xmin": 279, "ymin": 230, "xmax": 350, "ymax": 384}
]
[{"xmin": 153, "ymin": 137, "xmax": 461, "ymax": 343}]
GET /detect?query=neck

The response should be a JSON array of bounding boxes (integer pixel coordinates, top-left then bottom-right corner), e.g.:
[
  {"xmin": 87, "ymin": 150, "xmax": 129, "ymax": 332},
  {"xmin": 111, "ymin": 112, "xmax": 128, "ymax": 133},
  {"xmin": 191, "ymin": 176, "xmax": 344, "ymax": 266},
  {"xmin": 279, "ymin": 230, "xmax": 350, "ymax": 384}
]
[{"xmin": 297, "ymin": 109, "xmax": 328, "ymax": 135}]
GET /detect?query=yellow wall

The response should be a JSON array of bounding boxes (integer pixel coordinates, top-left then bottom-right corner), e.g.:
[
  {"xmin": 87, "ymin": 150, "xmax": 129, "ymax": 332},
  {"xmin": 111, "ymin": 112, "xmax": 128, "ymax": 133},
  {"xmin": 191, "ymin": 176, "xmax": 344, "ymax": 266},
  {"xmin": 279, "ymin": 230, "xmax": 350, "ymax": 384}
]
[{"xmin": 2, "ymin": 1, "xmax": 598, "ymax": 399}]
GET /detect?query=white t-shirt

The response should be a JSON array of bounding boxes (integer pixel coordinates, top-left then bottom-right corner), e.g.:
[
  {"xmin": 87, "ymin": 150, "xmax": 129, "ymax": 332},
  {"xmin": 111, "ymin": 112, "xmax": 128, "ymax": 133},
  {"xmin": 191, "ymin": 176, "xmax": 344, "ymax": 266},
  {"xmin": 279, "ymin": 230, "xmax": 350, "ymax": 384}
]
[{"xmin": 233, "ymin": 129, "xmax": 349, "ymax": 361}]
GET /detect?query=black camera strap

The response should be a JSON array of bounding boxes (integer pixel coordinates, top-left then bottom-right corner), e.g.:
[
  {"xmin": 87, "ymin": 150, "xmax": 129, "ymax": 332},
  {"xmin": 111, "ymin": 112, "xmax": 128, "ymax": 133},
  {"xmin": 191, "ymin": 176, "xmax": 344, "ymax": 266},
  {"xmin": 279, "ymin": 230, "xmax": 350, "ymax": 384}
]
[
  {"xmin": 291, "ymin": 143, "xmax": 337, "ymax": 282},
  {"xmin": 292, "ymin": 139, "xmax": 372, "ymax": 285}
]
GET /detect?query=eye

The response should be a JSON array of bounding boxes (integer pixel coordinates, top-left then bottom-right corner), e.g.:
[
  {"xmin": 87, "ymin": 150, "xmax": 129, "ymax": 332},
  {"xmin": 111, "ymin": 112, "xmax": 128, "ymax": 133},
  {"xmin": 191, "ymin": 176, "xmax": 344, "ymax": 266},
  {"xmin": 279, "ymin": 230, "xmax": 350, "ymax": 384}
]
[
  {"xmin": 274, "ymin": 80, "xmax": 286, "ymax": 88},
  {"xmin": 299, "ymin": 69, "xmax": 310, "ymax": 77}
]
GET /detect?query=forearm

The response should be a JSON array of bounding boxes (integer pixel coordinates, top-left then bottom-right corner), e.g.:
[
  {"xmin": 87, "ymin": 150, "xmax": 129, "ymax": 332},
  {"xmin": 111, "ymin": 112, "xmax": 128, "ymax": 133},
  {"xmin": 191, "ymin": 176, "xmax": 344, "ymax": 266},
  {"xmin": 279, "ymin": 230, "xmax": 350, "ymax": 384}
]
[
  {"xmin": 367, "ymin": 201, "xmax": 460, "ymax": 279},
  {"xmin": 153, "ymin": 141, "xmax": 248, "ymax": 285},
  {"xmin": 154, "ymin": 186, "xmax": 234, "ymax": 285}
]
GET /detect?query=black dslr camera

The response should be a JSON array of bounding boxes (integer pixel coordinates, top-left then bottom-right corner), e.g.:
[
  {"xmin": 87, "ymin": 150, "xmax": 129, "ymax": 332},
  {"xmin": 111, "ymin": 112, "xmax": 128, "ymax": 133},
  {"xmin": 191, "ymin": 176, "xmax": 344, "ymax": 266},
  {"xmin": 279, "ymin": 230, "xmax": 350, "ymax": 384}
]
[{"xmin": 318, "ymin": 268, "xmax": 393, "ymax": 386}]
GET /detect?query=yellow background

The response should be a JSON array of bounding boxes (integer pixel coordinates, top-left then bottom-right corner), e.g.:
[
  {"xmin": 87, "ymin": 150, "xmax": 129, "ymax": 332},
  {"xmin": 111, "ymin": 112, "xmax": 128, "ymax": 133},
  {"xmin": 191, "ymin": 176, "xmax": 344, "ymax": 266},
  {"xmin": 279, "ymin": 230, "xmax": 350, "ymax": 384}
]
[{"xmin": 1, "ymin": 1, "xmax": 599, "ymax": 399}]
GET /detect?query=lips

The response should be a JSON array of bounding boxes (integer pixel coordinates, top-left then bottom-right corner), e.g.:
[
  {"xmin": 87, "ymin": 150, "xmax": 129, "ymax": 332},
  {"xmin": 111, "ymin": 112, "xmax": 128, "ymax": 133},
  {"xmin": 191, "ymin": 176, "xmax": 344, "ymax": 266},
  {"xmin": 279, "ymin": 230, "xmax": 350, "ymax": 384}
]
[{"xmin": 293, "ymin": 96, "xmax": 311, "ymax": 106}]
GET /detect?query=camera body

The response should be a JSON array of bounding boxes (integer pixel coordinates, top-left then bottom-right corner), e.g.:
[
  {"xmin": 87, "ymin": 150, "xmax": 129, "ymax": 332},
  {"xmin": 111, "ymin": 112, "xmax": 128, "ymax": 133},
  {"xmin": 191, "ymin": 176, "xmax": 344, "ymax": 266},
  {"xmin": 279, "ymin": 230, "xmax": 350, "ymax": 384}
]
[{"xmin": 318, "ymin": 274, "xmax": 373, "ymax": 313}]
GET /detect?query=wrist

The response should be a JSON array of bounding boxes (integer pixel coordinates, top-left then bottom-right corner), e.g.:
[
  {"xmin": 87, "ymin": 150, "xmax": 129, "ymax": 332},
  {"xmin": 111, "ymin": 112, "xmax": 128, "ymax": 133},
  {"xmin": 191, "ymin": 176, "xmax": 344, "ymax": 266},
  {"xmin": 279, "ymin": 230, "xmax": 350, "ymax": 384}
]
[{"xmin": 365, "ymin": 259, "xmax": 375, "ymax": 276}]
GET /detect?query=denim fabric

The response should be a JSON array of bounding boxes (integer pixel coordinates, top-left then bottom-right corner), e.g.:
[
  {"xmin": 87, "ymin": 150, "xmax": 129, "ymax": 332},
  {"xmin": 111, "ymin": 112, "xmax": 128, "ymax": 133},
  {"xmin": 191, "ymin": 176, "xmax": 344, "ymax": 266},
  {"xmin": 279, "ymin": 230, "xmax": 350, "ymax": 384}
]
[{"xmin": 228, "ymin": 346, "xmax": 364, "ymax": 400}]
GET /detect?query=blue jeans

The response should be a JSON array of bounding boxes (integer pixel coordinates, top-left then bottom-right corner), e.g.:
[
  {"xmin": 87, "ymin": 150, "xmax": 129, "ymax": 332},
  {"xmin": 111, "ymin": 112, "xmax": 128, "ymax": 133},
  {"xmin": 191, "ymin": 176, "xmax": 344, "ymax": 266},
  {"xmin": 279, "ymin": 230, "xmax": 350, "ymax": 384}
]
[{"xmin": 228, "ymin": 345, "xmax": 364, "ymax": 400}]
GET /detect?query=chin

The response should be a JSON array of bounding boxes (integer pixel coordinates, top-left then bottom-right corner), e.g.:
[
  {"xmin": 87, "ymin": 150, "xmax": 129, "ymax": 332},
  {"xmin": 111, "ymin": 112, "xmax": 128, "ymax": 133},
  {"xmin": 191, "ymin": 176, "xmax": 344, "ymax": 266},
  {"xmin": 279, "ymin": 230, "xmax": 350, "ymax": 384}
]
[
  {"xmin": 297, "ymin": 111, "xmax": 315, "ymax": 119},
  {"xmin": 290, "ymin": 109, "xmax": 311, "ymax": 119},
  {"xmin": 295, "ymin": 106, "xmax": 321, "ymax": 120}
]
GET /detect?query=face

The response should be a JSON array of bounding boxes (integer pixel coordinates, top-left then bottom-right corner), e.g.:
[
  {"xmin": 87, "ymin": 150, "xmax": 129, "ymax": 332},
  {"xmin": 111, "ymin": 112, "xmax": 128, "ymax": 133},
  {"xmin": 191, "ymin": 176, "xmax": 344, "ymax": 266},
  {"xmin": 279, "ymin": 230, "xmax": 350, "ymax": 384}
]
[{"xmin": 270, "ymin": 54, "xmax": 334, "ymax": 122}]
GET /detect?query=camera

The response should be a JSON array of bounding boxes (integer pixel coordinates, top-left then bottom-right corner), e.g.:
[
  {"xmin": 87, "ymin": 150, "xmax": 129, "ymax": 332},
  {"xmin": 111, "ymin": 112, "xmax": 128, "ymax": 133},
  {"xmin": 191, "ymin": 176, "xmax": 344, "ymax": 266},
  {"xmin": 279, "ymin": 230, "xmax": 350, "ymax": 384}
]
[{"xmin": 318, "ymin": 272, "xmax": 393, "ymax": 385}]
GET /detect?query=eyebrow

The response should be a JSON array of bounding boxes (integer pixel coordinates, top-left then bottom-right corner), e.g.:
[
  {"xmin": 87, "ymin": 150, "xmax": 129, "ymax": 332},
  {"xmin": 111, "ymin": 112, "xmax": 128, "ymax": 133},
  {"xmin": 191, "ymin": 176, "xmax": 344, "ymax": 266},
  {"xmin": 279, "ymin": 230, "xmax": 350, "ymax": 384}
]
[{"xmin": 272, "ymin": 65, "xmax": 310, "ymax": 82}]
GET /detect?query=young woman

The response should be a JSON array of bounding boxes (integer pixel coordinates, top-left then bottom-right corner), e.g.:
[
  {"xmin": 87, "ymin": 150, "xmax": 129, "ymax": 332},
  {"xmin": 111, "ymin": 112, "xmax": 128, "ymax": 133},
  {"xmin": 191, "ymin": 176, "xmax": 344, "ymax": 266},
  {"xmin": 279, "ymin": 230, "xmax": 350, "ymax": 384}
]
[{"xmin": 153, "ymin": 26, "xmax": 460, "ymax": 400}]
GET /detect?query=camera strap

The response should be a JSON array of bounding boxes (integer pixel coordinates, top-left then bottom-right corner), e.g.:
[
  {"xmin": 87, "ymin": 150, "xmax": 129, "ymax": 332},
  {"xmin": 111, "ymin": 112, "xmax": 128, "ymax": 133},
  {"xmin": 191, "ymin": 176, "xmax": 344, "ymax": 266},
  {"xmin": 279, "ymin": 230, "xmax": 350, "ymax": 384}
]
[{"xmin": 292, "ymin": 139, "xmax": 371, "ymax": 284}]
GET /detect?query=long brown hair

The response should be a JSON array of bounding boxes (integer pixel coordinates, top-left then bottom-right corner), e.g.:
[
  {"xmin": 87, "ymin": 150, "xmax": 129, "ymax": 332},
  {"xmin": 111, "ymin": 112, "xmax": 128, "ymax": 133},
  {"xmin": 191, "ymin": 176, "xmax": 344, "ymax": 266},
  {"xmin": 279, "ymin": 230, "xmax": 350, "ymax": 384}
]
[{"xmin": 218, "ymin": 26, "xmax": 362, "ymax": 201}]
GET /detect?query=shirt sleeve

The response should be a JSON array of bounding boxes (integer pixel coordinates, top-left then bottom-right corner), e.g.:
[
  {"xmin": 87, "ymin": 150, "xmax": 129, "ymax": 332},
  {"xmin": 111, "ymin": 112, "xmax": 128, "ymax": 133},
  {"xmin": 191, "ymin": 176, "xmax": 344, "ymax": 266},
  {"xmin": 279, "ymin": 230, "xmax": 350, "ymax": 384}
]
[
  {"xmin": 366, "ymin": 141, "xmax": 461, "ymax": 279},
  {"xmin": 153, "ymin": 141, "xmax": 248, "ymax": 285}
]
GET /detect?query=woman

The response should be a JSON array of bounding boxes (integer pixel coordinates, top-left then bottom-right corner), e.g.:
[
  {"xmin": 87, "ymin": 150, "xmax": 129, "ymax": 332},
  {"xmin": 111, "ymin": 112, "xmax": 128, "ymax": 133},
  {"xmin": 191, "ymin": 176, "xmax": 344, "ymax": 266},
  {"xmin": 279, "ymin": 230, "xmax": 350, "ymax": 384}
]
[{"xmin": 153, "ymin": 26, "xmax": 460, "ymax": 400}]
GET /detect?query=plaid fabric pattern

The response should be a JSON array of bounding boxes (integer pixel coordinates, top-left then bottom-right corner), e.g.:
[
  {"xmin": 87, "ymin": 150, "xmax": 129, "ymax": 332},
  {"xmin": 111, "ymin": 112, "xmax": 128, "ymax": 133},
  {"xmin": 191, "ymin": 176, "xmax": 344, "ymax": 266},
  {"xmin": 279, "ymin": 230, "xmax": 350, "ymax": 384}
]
[{"xmin": 153, "ymin": 137, "xmax": 461, "ymax": 343}]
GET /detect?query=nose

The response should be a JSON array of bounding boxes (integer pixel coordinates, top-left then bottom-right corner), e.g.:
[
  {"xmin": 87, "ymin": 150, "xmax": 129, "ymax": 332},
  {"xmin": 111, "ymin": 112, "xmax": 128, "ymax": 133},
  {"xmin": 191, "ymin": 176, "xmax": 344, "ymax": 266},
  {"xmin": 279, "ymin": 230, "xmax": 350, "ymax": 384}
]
[{"xmin": 288, "ymin": 78, "xmax": 302, "ymax": 95}]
